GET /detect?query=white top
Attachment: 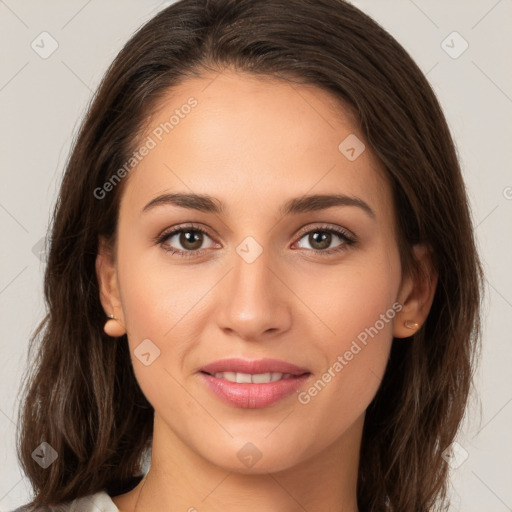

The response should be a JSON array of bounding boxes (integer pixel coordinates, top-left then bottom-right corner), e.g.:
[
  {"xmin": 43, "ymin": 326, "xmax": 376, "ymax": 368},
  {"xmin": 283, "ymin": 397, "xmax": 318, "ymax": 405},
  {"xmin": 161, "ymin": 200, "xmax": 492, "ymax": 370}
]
[
  {"xmin": 62, "ymin": 491, "xmax": 119, "ymax": 511},
  {"xmin": 12, "ymin": 491, "xmax": 119, "ymax": 512}
]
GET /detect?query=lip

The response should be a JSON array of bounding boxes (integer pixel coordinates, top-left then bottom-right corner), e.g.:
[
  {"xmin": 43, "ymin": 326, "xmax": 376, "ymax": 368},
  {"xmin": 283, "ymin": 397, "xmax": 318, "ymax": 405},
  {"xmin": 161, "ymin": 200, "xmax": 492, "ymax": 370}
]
[
  {"xmin": 199, "ymin": 358, "xmax": 311, "ymax": 409},
  {"xmin": 200, "ymin": 358, "xmax": 310, "ymax": 376}
]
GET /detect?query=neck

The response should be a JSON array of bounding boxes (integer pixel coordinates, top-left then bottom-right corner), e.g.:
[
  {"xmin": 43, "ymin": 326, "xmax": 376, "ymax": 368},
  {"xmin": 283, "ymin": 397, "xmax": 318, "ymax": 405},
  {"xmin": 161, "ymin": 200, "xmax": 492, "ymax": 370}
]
[{"xmin": 114, "ymin": 414, "xmax": 363, "ymax": 512}]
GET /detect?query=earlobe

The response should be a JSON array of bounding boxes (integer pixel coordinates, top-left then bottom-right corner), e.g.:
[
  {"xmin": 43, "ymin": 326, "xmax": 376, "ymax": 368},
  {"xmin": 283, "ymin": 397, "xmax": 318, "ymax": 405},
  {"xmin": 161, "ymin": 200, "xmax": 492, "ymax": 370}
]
[
  {"xmin": 96, "ymin": 236, "xmax": 126, "ymax": 337},
  {"xmin": 103, "ymin": 314, "xmax": 126, "ymax": 338},
  {"xmin": 394, "ymin": 244, "xmax": 438, "ymax": 339}
]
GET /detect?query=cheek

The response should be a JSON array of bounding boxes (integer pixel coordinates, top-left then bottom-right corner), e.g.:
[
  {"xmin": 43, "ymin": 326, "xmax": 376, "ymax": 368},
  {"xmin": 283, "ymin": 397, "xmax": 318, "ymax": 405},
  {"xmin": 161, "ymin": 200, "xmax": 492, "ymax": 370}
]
[
  {"xmin": 115, "ymin": 241, "xmax": 226, "ymax": 401},
  {"xmin": 117, "ymin": 242, "xmax": 202, "ymax": 340},
  {"xmin": 296, "ymin": 246, "xmax": 401, "ymax": 347},
  {"xmin": 292, "ymin": 246, "xmax": 400, "ymax": 423},
  {"xmin": 114, "ymin": 243, "xmax": 188, "ymax": 383}
]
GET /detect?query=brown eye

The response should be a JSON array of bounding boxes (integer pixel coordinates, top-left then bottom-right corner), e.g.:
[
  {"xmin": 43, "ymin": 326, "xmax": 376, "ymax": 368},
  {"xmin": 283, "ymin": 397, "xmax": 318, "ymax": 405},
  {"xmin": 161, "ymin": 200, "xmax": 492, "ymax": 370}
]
[
  {"xmin": 295, "ymin": 226, "xmax": 355, "ymax": 254},
  {"xmin": 158, "ymin": 226, "xmax": 216, "ymax": 256},
  {"xmin": 307, "ymin": 231, "xmax": 333, "ymax": 250},
  {"xmin": 176, "ymin": 230, "xmax": 204, "ymax": 250}
]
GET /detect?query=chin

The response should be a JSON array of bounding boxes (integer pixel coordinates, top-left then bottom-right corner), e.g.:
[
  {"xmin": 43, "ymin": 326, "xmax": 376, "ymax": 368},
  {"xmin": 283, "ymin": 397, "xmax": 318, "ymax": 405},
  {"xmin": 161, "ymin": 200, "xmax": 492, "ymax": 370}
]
[{"xmin": 197, "ymin": 434, "xmax": 314, "ymax": 475}]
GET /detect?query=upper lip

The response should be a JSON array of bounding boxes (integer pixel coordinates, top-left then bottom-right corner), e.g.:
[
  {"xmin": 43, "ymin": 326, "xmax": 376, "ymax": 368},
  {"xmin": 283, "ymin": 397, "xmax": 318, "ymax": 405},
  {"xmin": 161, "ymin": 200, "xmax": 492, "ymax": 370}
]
[{"xmin": 200, "ymin": 358, "xmax": 310, "ymax": 376}]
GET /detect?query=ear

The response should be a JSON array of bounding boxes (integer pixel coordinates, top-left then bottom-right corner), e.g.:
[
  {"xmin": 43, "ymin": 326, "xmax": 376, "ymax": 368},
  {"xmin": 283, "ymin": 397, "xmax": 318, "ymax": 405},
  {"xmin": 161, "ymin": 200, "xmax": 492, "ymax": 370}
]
[
  {"xmin": 394, "ymin": 244, "xmax": 438, "ymax": 338},
  {"xmin": 96, "ymin": 236, "xmax": 126, "ymax": 335}
]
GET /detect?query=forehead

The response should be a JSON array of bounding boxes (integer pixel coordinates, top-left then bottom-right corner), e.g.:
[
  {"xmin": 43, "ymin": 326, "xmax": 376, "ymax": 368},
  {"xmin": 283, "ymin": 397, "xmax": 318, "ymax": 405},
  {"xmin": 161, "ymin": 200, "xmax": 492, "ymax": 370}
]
[{"xmin": 120, "ymin": 70, "xmax": 392, "ymax": 221}]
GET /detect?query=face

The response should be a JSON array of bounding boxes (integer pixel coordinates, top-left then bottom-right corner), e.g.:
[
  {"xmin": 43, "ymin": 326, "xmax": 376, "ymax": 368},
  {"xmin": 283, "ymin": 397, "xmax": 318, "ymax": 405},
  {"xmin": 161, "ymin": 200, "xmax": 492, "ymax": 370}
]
[{"xmin": 99, "ymin": 70, "xmax": 413, "ymax": 474}]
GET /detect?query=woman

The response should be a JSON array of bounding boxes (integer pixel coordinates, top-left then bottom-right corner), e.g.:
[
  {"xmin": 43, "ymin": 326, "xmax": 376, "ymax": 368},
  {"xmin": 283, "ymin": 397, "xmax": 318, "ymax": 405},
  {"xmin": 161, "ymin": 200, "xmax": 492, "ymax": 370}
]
[{"xmin": 14, "ymin": 0, "xmax": 483, "ymax": 510}]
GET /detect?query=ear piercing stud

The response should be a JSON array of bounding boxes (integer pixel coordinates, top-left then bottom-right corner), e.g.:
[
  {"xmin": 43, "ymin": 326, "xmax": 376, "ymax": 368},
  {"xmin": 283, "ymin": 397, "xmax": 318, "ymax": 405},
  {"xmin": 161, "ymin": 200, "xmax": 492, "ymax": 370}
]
[
  {"xmin": 404, "ymin": 320, "xmax": 420, "ymax": 330},
  {"xmin": 104, "ymin": 313, "xmax": 125, "ymax": 337}
]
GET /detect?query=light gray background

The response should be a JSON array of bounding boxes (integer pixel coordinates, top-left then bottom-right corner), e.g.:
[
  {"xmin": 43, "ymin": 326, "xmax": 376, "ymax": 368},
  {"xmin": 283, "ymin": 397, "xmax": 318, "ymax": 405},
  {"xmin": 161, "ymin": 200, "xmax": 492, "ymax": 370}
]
[{"xmin": 0, "ymin": 0, "xmax": 511, "ymax": 510}]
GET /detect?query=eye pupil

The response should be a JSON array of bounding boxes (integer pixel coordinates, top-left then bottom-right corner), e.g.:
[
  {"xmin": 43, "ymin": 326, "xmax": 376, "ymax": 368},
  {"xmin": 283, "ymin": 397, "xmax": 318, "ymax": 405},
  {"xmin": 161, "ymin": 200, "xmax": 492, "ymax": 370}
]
[
  {"xmin": 310, "ymin": 231, "xmax": 331, "ymax": 250},
  {"xmin": 180, "ymin": 230, "xmax": 203, "ymax": 250}
]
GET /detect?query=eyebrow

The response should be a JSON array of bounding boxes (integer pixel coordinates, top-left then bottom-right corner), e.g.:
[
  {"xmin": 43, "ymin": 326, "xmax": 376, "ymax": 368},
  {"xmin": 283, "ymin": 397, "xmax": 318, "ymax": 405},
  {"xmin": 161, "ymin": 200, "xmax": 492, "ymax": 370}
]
[{"xmin": 142, "ymin": 192, "xmax": 375, "ymax": 219}]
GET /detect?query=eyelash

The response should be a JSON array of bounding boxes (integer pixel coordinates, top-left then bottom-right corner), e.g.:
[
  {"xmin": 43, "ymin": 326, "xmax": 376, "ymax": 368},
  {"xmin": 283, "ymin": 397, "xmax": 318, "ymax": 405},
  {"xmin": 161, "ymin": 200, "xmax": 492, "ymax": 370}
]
[{"xmin": 155, "ymin": 223, "xmax": 356, "ymax": 258}]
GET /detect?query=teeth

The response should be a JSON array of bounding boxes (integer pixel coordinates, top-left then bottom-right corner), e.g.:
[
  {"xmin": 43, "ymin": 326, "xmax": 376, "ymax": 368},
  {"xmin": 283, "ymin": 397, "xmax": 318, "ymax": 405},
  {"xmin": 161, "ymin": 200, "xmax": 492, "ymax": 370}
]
[
  {"xmin": 252, "ymin": 372, "xmax": 272, "ymax": 383},
  {"xmin": 236, "ymin": 372, "xmax": 252, "ymax": 383},
  {"xmin": 212, "ymin": 372, "xmax": 294, "ymax": 383}
]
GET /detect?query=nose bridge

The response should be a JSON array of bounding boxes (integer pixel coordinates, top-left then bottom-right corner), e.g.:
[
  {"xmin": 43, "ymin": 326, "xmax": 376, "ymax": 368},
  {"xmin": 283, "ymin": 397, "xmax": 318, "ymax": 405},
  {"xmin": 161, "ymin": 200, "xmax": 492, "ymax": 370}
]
[
  {"xmin": 216, "ymin": 235, "xmax": 291, "ymax": 339},
  {"xmin": 231, "ymin": 236, "xmax": 276, "ymax": 306}
]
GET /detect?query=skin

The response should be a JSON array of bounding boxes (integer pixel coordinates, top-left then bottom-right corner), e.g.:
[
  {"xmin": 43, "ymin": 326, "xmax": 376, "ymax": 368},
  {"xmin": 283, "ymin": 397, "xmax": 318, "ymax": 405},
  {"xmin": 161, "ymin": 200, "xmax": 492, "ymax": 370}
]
[{"xmin": 96, "ymin": 69, "xmax": 437, "ymax": 512}]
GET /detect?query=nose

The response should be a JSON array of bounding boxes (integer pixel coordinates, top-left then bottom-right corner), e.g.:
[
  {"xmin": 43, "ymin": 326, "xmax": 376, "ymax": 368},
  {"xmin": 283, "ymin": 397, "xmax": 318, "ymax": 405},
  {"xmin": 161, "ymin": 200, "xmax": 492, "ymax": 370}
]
[{"xmin": 215, "ymin": 242, "xmax": 292, "ymax": 342}]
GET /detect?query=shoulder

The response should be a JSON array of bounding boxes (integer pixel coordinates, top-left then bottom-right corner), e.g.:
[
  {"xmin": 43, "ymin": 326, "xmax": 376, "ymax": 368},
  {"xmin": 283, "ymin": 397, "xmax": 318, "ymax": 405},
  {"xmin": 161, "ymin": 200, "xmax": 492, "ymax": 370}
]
[
  {"xmin": 9, "ymin": 490, "xmax": 119, "ymax": 512},
  {"xmin": 10, "ymin": 474, "xmax": 144, "ymax": 512}
]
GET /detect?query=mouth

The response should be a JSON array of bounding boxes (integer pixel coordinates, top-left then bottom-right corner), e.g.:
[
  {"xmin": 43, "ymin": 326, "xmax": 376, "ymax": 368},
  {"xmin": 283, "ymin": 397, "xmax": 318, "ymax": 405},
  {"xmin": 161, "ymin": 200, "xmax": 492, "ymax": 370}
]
[
  {"xmin": 198, "ymin": 358, "xmax": 311, "ymax": 408},
  {"xmin": 200, "ymin": 371, "xmax": 299, "ymax": 383}
]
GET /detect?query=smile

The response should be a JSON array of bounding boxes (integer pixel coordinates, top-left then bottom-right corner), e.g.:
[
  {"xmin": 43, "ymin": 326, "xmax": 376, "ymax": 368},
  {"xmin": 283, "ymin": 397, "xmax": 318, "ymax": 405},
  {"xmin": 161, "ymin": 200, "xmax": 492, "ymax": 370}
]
[{"xmin": 206, "ymin": 371, "xmax": 294, "ymax": 383}]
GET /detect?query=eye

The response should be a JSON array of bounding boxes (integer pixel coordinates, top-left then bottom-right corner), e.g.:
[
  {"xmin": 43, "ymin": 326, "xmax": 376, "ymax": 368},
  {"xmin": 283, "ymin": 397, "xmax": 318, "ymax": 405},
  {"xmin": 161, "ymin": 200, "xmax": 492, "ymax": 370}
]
[
  {"xmin": 155, "ymin": 223, "xmax": 356, "ymax": 258},
  {"xmin": 294, "ymin": 225, "xmax": 356, "ymax": 255},
  {"xmin": 156, "ymin": 224, "xmax": 217, "ymax": 257}
]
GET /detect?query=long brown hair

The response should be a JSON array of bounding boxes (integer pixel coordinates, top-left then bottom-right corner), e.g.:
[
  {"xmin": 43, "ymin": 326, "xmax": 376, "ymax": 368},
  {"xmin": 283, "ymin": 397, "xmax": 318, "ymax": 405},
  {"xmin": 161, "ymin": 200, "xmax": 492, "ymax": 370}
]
[{"xmin": 17, "ymin": 0, "xmax": 483, "ymax": 510}]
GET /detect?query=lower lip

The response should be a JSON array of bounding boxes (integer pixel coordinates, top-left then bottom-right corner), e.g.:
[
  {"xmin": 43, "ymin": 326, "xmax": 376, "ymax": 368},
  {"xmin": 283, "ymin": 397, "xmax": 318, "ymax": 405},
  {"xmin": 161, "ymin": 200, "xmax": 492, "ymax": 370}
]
[{"xmin": 199, "ymin": 372, "xmax": 310, "ymax": 408}]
